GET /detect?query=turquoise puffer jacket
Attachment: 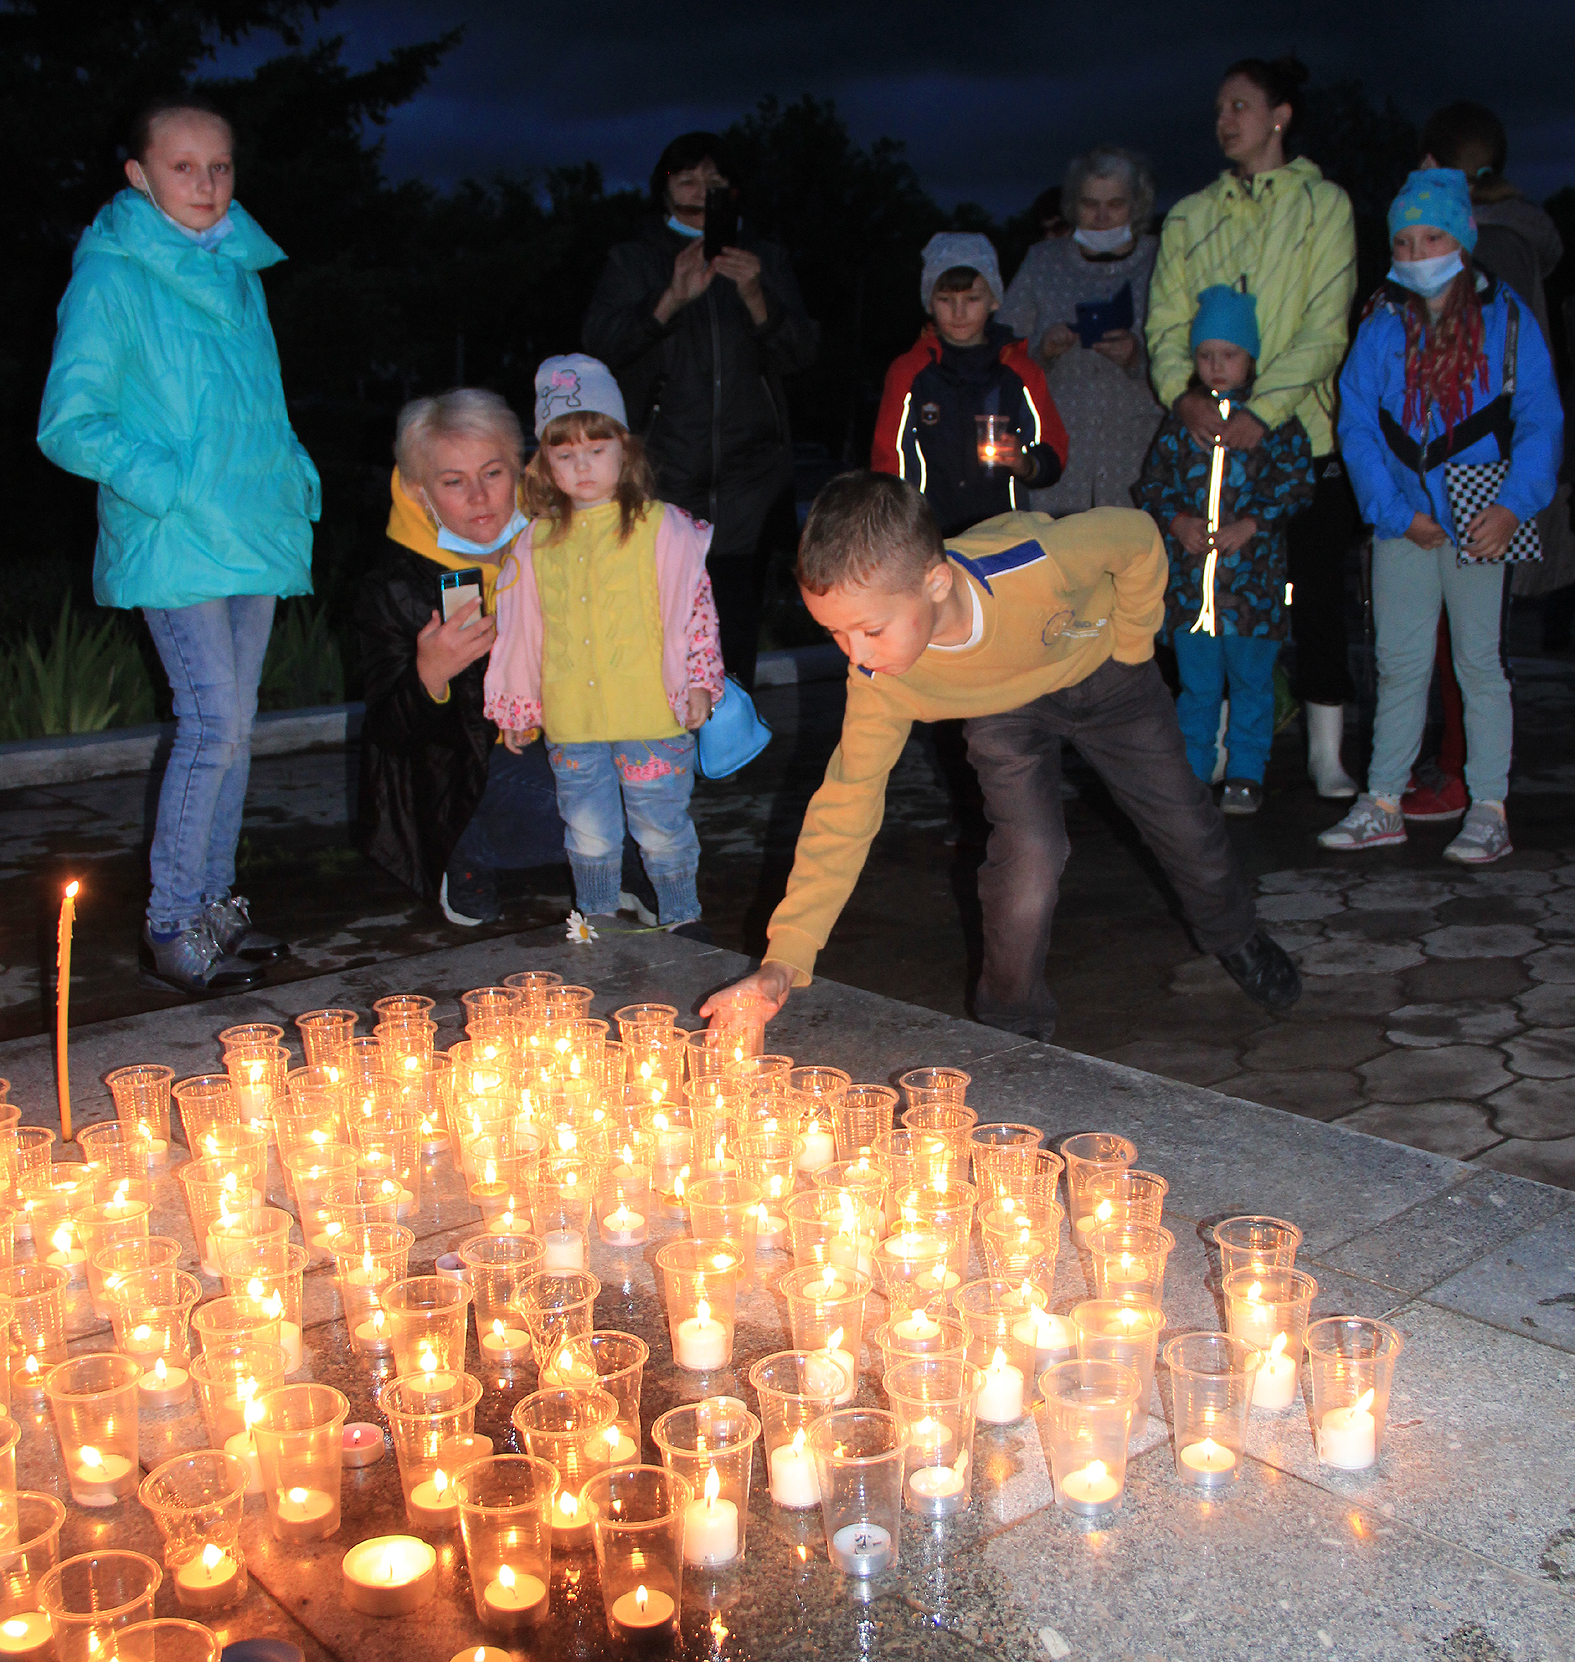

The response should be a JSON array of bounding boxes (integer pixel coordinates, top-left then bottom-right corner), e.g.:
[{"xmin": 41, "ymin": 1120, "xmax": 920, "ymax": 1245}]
[{"xmin": 37, "ymin": 189, "xmax": 319, "ymax": 611}]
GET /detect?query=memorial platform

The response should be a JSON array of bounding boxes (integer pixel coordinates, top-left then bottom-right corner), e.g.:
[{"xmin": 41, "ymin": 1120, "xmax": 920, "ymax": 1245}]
[{"xmin": 0, "ymin": 929, "xmax": 1570, "ymax": 1662}]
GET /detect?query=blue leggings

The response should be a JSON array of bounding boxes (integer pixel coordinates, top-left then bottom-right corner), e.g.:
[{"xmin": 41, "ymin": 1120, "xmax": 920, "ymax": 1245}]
[{"xmin": 1172, "ymin": 633, "xmax": 1281, "ymax": 784}]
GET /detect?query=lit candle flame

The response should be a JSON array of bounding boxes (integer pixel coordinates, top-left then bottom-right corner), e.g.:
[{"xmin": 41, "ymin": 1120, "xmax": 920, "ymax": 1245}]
[
  {"xmin": 704, "ymin": 1465, "xmax": 720, "ymax": 1506},
  {"xmin": 695, "ymin": 1298, "xmax": 711, "ymax": 1326},
  {"xmin": 1354, "ymin": 1388, "xmax": 1375, "ymax": 1414},
  {"xmin": 1269, "ymin": 1331, "xmax": 1288, "ymax": 1361},
  {"xmin": 80, "ymin": 1446, "xmax": 103, "ymax": 1471},
  {"xmin": 154, "ymin": 1357, "xmax": 168, "ymax": 1383},
  {"xmin": 635, "ymin": 1584, "xmax": 648, "ymax": 1613},
  {"xmin": 498, "ymin": 1565, "xmax": 516, "ymax": 1591},
  {"xmin": 988, "ymin": 1345, "xmax": 1009, "ymax": 1374},
  {"xmin": 790, "ymin": 1427, "xmax": 807, "ymax": 1456},
  {"xmin": 202, "ymin": 1544, "xmax": 223, "ymax": 1571}
]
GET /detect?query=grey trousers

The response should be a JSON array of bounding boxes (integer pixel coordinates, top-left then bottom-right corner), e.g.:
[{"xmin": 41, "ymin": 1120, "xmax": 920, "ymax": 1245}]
[{"xmin": 964, "ymin": 657, "xmax": 1258, "ymax": 1032}]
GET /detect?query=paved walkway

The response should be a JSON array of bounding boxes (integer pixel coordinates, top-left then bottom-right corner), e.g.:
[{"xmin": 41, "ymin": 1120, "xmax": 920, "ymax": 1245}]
[{"xmin": 3, "ymin": 631, "xmax": 1573, "ymax": 1188}]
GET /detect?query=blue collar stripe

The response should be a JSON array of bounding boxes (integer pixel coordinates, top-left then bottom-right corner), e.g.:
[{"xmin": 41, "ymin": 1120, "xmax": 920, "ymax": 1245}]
[{"xmin": 946, "ymin": 540, "xmax": 1047, "ymax": 593}]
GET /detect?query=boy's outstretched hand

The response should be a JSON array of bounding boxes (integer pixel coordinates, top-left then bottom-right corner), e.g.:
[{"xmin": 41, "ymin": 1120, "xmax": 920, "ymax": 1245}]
[{"xmin": 699, "ymin": 962, "xmax": 796, "ymax": 1025}]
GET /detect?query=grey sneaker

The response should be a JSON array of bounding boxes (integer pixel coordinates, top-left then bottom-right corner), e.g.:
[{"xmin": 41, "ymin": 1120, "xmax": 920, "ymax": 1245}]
[
  {"xmin": 1317, "ymin": 794, "xmax": 1406, "ymax": 851},
  {"xmin": 203, "ymin": 896, "xmax": 287, "ymax": 961},
  {"xmin": 139, "ymin": 921, "xmax": 264, "ymax": 996},
  {"xmin": 1220, "ymin": 779, "xmax": 1262, "ymax": 815},
  {"xmin": 1443, "ymin": 803, "xmax": 1513, "ymax": 865}
]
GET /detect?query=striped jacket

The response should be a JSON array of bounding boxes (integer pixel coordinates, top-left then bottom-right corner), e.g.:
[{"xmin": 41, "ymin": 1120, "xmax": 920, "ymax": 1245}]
[
  {"xmin": 871, "ymin": 322, "xmax": 1068, "ymax": 537},
  {"xmin": 1146, "ymin": 158, "xmax": 1356, "ymax": 455}
]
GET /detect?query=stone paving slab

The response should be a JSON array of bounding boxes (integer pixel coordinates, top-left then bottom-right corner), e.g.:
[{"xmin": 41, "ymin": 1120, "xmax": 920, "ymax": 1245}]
[{"xmin": 2, "ymin": 929, "xmax": 1573, "ymax": 1662}]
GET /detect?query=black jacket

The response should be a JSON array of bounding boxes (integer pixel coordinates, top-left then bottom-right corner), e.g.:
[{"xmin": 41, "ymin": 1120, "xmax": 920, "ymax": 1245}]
[
  {"xmin": 353, "ymin": 538, "xmax": 494, "ymax": 902},
  {"xmin": 583, "ymin": 221, "xmax": 819, "ymax": 557}
]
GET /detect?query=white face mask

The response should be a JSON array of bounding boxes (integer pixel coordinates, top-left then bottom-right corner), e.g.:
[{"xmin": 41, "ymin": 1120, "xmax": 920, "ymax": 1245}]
[
  {"xmin": 128, "ymin": 163, "xmax": 234, "ymax": 251},
  {"xmin": 433, "ymin": 507, "xmax": 528, "ymax": 556},
  {"xmin": 1073, "ymin": 224, "xmax": 1133, "ymax": 255},
  {"xmin": 1388, "ymin": 250, "xmax": 1464, "ymax": 299}
]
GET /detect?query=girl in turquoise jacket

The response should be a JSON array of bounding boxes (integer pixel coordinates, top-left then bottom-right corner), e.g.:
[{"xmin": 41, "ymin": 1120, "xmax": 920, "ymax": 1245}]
[{"xmin": 37, "ymin": 99, "xmax": 318, "ymax": 994}]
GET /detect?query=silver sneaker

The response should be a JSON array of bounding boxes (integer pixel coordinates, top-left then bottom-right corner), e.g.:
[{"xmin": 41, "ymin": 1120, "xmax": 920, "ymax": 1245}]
[
  {"xmin": 1317, "ymin": 794, "xmax": 1407, "ymax": 851},
  {"xmin": 139, "ymin": 920, "xmax": 263, "ymax": 996},
  {"xmin": 1443, "ymin": 803, "xmax": 1513, "ymax": 865},
  {"xmin": 203, "ymin": 895, "xmax": 286, "ymax": 961}
]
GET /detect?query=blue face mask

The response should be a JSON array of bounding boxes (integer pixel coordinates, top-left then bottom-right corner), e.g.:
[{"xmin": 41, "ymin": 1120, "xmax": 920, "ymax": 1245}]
[
  {"xmin": 434, "ymin": 508, "xmax": 528, "ymax": 557},
  {"xmin": 667, "ymin": 215, "xmax": 703, "ymax": 239},
  {"xmin": 1388, "ymin": 250, "xmax": 1464, "ymax": 299}
]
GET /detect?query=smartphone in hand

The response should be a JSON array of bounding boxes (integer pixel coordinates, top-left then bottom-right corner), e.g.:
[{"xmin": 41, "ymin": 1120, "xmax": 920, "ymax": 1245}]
[
  {"xmin": 439, "ymin": 568, "xmax": 486, "ymax": 627},
  {"xmin": 703, "ymin": 184, "xmax": 740, "ymax": 262}
]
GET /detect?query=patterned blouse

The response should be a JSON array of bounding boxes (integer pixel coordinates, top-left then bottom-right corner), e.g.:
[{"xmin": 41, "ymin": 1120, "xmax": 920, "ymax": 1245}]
[{"xmin": 999, "ymin": 234, "xmax": 1164, "ymax": 515}]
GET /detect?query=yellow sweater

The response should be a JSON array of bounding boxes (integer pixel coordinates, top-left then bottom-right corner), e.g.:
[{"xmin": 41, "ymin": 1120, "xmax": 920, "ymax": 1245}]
[{"xmin": 765, "ymin": 507, "xmax": 1167, "ymax": 983}]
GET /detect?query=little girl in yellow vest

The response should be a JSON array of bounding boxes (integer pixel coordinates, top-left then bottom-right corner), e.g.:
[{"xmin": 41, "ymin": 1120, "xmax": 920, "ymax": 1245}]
[{"xmin": 484, "ymin": 355, "xmax": 724, "ymax": 932}]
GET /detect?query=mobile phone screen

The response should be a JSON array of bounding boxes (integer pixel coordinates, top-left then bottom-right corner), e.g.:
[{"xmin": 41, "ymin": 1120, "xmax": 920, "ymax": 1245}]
[
  {"xmin": 440, "ymin": 573, "xmax": 485, "ymax": 626},
  {"xmin": 704, "ymin": 185, "xmax": 740, "ymax": 262}
]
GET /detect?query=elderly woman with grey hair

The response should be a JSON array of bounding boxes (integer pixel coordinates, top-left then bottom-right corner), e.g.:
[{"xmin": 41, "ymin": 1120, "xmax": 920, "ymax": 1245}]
[
  {"xmin": 1000, "ymin": 146, "xmax": 1163, "ymax": 514},
  {"xmin": 354, "ymin": 389, "xmax": 571, "ymax": 927}
]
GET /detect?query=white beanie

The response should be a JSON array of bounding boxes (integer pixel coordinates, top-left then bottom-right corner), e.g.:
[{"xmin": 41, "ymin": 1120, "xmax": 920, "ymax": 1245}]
[
  {"xmin": 534, "ymin": 354, "xmax": 627, "ymax": 437},
  {"xmin": 919, "ymin": 232, "xmax": 1003, "ymax": 311}
]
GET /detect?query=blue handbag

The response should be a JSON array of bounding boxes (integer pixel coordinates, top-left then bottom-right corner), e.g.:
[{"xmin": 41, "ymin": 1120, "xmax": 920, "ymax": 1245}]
[{"xmin": 696, "ymin": 676, "xmax": 772, "ymax": 779}]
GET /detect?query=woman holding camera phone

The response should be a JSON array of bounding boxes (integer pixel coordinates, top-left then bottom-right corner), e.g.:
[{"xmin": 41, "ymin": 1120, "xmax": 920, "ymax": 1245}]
[
  {"xmin": 584, "ymin": 131, "xmax": 818, "ymax": 688},
  {"xmin": 38, "ymin": 99, "xmax": 318, "ymax": 996}
]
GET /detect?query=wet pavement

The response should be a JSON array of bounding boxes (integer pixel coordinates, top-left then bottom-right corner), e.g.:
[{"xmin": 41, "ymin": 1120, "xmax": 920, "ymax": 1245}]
[{"xmin": 3, "ymin": 610, "xmax": 1574, "ymax": 1189}]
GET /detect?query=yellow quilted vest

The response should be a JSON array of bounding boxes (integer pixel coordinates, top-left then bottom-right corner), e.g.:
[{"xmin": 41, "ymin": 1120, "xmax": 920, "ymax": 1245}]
[{"xmin": 533, "ymin": 501, "xmax": 681, "ymax": 744}]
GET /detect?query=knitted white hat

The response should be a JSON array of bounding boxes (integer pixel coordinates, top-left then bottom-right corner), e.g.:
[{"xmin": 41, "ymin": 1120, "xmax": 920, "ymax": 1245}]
[
  {"xmin": 534, "ymin": 354, "xmax": 627, "ymax": 436},
  {"xmin": 919, "ymin": 232, "xmax": 1003, "ymax": 310}
]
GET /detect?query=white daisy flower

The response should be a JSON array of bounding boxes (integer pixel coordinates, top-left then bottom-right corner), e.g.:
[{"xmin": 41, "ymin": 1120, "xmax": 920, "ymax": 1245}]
[{"xmin": 565, "ymin": 911, "xmax": 598, "ymax": 945}]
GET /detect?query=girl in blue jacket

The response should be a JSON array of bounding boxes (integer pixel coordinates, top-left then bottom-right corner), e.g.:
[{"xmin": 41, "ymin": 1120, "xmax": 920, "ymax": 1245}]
[
  {"xmin": 38, "ymin": 100, "xmax": 319, "ymax": 994},
  {"xmin": 1323, "ymin": 168, "xmax": 1562, "ymax": 864}
]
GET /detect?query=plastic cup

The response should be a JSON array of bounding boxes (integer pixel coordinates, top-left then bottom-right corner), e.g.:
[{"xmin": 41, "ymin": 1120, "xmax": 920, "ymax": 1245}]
[
  {"xmin": 884, "ymin": 1357, "xmax": 982, "ymax": 1517},
  {"xmin": 1072, "ymin": 1299, "xmax": 1165, "ymax": 1442},
  {"xmin": 510, "ymin": 1388, "xmax": 617, "ymax": 1549},
  {"xmin": 654, "ymin": 1241, "xmax": 739, "ymax": 1373},
  {"xmin": 968, "ymin": 1122, "xmax": 1047, "ymax": 1198},
  {"xmin": 1163, "ymin": 1331, "xmax": 1262, "ymax": 1491},
  {"xmin": 137, "ymin": 1451, "xmax": 250, "ymax": 1612},
  {"xmin": 748, "ymin": 1350, "xmax": 849, "ymax": 1511},
  {"xmin": 108, "ymin": 1619, "xmax": 222, "ymax": 1662},
  {"xmin": 36, "ymin": 1554, "xmax": 161, "ymax": 1662},
  {"xmin": 454, "ymin": 1455, "xmax": 557, "ymax": 1632},
  {"xmin": 778, "ymin": 1265, "xmax": 869, "ymax": 1403},
  {"xmin": 1214, "ymin": 1215, "xmax": 1303, "ymax": 1279},
  {"xmin": 807, "ymin": 1410, "xmax": 903, "ymax": 1578},
  {"xmin": 582, "ymin": 1466, "xmax": 688, "ymax": 1640},
  {"xmin": 513, "ymin": 1271, "xmax": 600, "ymax": 1369},
  {"xmin": 379, "ymin": 1276, "xmax": 472, "ymax": 1377},
  {"xmin": 380, "ymin": 1371, "xmax": 484, "ymax": 1532},
  {"xmin": 1086, "ymin": 1222, "xmax": 1175, "ymax": 1305},
  {"xmin": 1222, "ymin": 1267, "xmax": 1318, "ymax": 1412},
  {"xmin": 0, "ymin": 1491, "xmax": 68, "ymax": 1617},
  {"xmin": 1035, "ymin": 1358, "xmax": 1143, "ymax": 1523},
  {"xmin": 1305, "ymin": 1317, "xmax": 1404, "ymax": 1473},
  {"xmin": 651, "ymin": 1398, "xmax": 761, "ymax": 1566},
  {"xmin": 539, "ymin": 1331, "xmax": 647, "ymax": 1454},
  {"xmin": 0, "ymin": 1266, "xmax": 69, "ymax": 1402},
  {"xmin": 251, "ymin": 1383, "xmax": 349, "ymax": 1542},
  {"xmin": 1060, "ymin": 1132, "xmax": 1137, "ymax": 1236}
]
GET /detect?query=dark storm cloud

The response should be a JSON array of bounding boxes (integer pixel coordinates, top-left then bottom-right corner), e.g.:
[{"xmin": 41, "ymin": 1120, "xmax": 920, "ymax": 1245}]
[{"xmin": 216, "ymin": 0, "xmax": 1575, "ymax": 209}]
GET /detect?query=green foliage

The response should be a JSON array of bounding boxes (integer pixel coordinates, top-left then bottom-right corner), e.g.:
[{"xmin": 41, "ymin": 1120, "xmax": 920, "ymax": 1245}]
[
  {"xmin": 0, "ymin": 595, "xmax": 156, "ymax": 740},
  {"xmin": 257, "ymin": 597, "xmax": 344, "ymax": 711}
]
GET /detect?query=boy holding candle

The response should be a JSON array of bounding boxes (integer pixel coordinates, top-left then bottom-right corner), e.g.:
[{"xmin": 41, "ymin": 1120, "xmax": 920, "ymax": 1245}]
[
  {"xmin": 700, "ymin": 471, "xmax": 1299, "ymax": 1040},
  {"xmin": 872, "ymin": 233, "xmax": 1068, "ymax": 537}
]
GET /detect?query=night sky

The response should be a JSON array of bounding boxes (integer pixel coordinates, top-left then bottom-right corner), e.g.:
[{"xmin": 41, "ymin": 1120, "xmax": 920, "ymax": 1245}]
[{"xmin": 215, "ymin": 0, "xmax": 1574, "ymax": 214}]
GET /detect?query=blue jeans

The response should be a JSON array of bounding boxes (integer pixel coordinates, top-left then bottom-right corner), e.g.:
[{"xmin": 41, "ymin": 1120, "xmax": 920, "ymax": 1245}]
[
  {"xmin": 142, "ymin": 595, "xmax": 276, "ymax": 932},
  {"xmin": 1172, "ymin": 633, "xmax": 1282, "ymax": 784},
  {"xmin": 548, "ymin": 736, "xmax": 701, "ymax": 924},
  {"xmin": 1368, "ymin": 536, "xmax": 1513, "ymax": 802},
  {"xmin": 450, "ymin": 741, "xmax": 567, "ymax": 871}
]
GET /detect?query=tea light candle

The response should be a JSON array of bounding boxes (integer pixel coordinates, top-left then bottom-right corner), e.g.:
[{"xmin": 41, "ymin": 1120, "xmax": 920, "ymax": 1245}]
[
  {"xmin": 1317, "ymin": 1389, "xmax": 1377, "ymax": 1470},
  {"xmin": 46, "ymin": 1228, "xmax": 87, "ymax": 1281},
  {"xmin": 909, "ymin": 1415, "xmax": 955, "ymax": 1459},
  {"xmin": 436, "ymin": 1432, "xmax": 494, "ymax": 1469},
  {"xmin": 12, "ymin": 1355, "xmax": 47, "ymax": 1401},
  {"xmin": 974, "ymin": 1347, "xmax": 1025, "ymax": 1425},
  {"xmin": 138, "ymin": 1355, "xmax": 191, "ymax": 1407},
  {"xmin": 343, "ymin": 1424, "xmax": 385, "ymax": 1467},
  {"xmin": 659, "ymin": 1169, "xmax": 691, "ymax": 1221},
  {"xmin": 482, "ymin": 1564, "xmax": 547, "ymax": 1626},
  {"xmin": 480, "ymin": 1318, "xmax": 529, "ymax": 1364},
  {"xmin": 485, "ymin": 1208, "xmax": 525, "ymax": 1237},
  {"xmin": 829, "ymin": 1522, "xmax": 894, "ymax": 1577},
  {"xmin": 1059, "ymin": 1458, "xmax": 1121, "ymax": 1514},
  {"xmin": 890, "ymin": 1307, "xmax": 943, "ymax": 1345},
  {"xmin": 675, "ymin": 1298, "xmax": 728, "ymax": 1370},
  {"xmin": 598, "ymin": 1203, "xmax": 647, "ymax": 1246},
  {"xmin": 600, "ymin": 1423, "xmax": 639, "ymax": 1465},
  {"xmin": 916, "ymin": 1260, "xmax": 962, "ymax": 1297},
  {"xmin": 769, "ymin": 1428, "xmax": 819, "ymax": 1508},
  {"xmin": 827, "ymin": 1233, "xmax": 874, "ymax": 1279},
  {"xmin": 341, "ymin": 1535, "xmax": 437, "ymax": 1616},
  {"xmin": 610, "ymin": 1584, "xmax": 675, "ymax": 1635},
  {"xmin": 545, "ymin": 1345, "xmax": 598, "ymax": 1388},
  {"xmin": 273, "ymin": 1485, "xmax": 336, "ymax": 1540},
  {"xmin": 795, "ymin": 1124, "xmax": 835, "ymax": 1174},
  {"xmin": 1012, "ymin": 1305, "xmax": 1076, "ymax": 1373},
  {"xmin": 69, "ymin": 1444, "xmax": 135, "ymax": 1506},
  {"xmin": 908, "ymin": 1464, "xmax": 965, "ymax": 1506},
  {"xmin": 353, "ymin": 1308, "xmax": 392, "ymax": 1354},
  {"xmin": 822, "ymin": 1330, "xmax": 858, "ymax": 1405},
  {"xmin": 541, "ymin": 1229, "xmax": 585, "ymax": 1271},
  {"xmin": 409, "ymin": 1356, "xmax": 457, "ymax": 1398},
  {"xmin": 1074, "ymin": 1201, "xmax": 1115, "ymax": 1242},
  {"xmin": 550, "ymin": 1488, "xmax": 590, "ymax": 1543},
  {"xmin": 452, "ymin": 1650, "xmax": 512, "ymax": 1662},
  {"xmin": 406, "ymin": 1468, "xmax": 457, "ymax": 1528},
  {"xmin": 175, "ymin": 1543, "xmax": 240, "ymax": 1610},
  {"xmin": 1252, "ymin": 1332, "xmax": 1298, "ymax": 1411},
  {"xmin": 755, "ymin": 1207, "xmax": 789, "ymax": 1250},
  {"xmin": 1178, "ymin": 1437, "xmax": 1238, "ymax": 1485},
  {"xmin": 682, "ymin": 1467, "xmax": 739, "ymax": 1566},
  {"xmin": 0, "ymin": 1614, "xmax": 54, "ymax": 1662}
]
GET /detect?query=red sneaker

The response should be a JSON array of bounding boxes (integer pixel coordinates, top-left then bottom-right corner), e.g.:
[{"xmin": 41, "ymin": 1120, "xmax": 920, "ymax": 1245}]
[{"xmin": 1400, "ymin": 768, "xmax": 1467, "ymax": 822}]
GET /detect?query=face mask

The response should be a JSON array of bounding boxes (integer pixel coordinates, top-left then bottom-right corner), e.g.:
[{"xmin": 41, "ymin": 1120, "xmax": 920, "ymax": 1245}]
[
  {"xmin": 667, "ymin": 215, "xmax": 703, "ymax": 239},
  {"xmin": 434, "ymin": 508, "xmax": 528, "ymax": 556},
  {"xmin": 1388, "ymin": 250, "xmax": 1463, "ymax": 299},
  {"xmin": 1073, "ymin": 224, "xmax": 1133, "ymax": 255},
  {"xmin": 129, "ymin": 166, "xmax": 234, "ymax": 250}
]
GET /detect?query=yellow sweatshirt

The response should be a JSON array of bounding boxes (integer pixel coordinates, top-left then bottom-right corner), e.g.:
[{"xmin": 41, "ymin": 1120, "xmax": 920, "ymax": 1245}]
[{"xmin": 765, "ymin": 507, "xmax": 1167, "ymax": 983}]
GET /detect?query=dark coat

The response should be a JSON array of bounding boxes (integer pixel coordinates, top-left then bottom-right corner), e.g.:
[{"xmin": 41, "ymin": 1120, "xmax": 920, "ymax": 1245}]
[
  {"xmin": 353, "ymin": 538, "xmax": 494, "ymax": 901},
  {"xmin": 582, "ymin": 221, "xmax": 819, "ymax": 558}
]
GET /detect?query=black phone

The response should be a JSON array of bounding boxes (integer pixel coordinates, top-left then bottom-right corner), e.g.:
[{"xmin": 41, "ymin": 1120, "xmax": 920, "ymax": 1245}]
[
  {"xmin": 703, "ymin": 184, "xmax": 740, "ymax": 262},
  {"xmin": 439, "ymin": 568, "xmax": 486, "ymax": 626}
]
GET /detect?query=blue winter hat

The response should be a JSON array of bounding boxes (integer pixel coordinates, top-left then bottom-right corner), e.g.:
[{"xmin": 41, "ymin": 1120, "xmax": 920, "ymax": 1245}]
[
  {"xmin": 534, "ymin": 354, "xmax": 627, "ymax": 437},
  {"xmin": 1388, "ymin": 167, "xmax": 1478, "ymax": 252},
  {"xmin": 1189, "ymin": 285, "xmax": 1260, "ymax": 359}
]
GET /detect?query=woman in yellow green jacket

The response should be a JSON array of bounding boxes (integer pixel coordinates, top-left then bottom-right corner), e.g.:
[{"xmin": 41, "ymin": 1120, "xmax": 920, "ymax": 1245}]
[{"xmin": 1145, "ymin": 56, "xmax": 1360, "ymax": 800}]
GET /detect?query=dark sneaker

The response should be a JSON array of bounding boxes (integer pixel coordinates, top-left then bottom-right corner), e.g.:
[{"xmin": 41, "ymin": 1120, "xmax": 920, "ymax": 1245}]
[
  {"xmin": 1217, "ymin": 929, "xmax": 1301, "ymax": 1012},
  {"xmin": 204, "ymin": 896, "xmax": 287, "ymax": 961},
  {"xmin": 139, "ymin": 922, "xmax": 264, "ymax": 997},
  {"xmin": 440, "ymin": 867, "xmax": 501, "ymax": 927},
  {"xmin": 1220, "ymin": 779, "xmax": 1262, "ymax": 815}
]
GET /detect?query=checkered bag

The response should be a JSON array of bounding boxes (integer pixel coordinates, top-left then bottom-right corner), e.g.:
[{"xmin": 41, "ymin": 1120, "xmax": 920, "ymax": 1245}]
[
  {"xmin": 1446, "ymin": 458, "xmax": 1542, "ymax": 564},
  {"xmin": 1447, "ymin": 298, "xmax": 1541, "ymax": 566}
]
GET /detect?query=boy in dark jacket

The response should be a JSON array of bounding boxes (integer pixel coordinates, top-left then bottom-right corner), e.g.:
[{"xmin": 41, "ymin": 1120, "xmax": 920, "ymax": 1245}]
[
  {"xmin": 872, "ymin": 233, "xmax": 1068, "ymax": 538},
  {"xmin": 1132, "ymin": 286, "xmax": 1315, "ymax": 814}
]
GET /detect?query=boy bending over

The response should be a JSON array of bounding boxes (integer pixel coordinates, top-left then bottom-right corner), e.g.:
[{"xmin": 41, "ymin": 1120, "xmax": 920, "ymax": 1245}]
[{"xmin": 704, "ymin": 472, "xmax": 1299, "ymax": 1036}]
